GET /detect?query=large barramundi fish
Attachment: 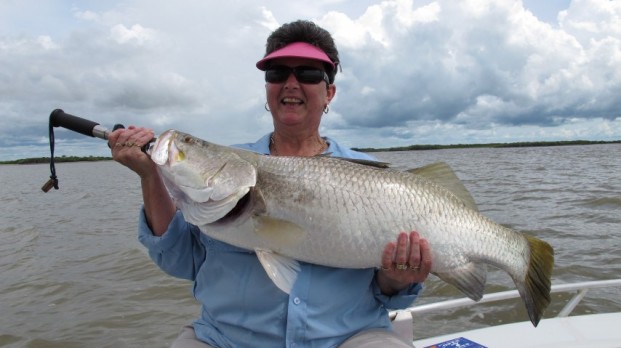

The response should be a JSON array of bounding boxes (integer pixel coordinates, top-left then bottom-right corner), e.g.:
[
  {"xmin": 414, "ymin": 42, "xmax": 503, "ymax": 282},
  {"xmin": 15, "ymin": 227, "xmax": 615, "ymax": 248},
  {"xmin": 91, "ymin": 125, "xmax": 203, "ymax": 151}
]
[{"xmin": 150, "ymin": 130, "xmax": 554, "ymax": 327}]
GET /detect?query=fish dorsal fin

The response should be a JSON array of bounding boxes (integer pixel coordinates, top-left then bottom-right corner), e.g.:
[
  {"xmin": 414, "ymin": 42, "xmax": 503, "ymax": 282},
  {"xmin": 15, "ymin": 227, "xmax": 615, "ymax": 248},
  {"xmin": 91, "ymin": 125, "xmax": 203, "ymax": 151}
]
[
  {"xmin": 330, "ymin": 157, "xmax": 391, "ymax": 168},
  {"xmin": 255, "ymin": 248, "xmax": 301, "ymax": 294},
  {"xmin": 434, "ymin": 262, "xmax": 487, "ymax": 301},
  {"xmin": 315, "ymin": 152, "xmax": 333, "ymax": 157},
  {"xmin": 409, "ymin": 162, "xmax": 478, "ymax": 212}
]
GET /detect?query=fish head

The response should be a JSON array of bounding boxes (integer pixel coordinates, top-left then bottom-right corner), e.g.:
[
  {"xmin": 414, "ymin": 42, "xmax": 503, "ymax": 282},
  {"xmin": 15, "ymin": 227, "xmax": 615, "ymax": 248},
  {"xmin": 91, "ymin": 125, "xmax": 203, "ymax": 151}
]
[{"xmin": 150, "ymin": 130, "xmax": 257, "ymax": 224}]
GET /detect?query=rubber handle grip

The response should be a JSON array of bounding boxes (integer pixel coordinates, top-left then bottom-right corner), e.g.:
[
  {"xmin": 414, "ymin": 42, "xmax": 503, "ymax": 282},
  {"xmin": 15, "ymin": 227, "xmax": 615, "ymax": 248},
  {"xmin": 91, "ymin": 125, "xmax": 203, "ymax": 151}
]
[{"xmin": 49, "ymin": 109, "xmax": 100, "ymax": 137}]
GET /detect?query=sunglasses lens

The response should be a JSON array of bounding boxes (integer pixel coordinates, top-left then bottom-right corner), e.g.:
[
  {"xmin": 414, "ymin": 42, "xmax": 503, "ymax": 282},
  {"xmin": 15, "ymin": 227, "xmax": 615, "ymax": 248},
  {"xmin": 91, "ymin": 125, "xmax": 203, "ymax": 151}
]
[
  {"xmin": 295, "ymin": 68, "xmax": 325, "ymax": 84},
  {"xmin": 265, "ymin": 68, "xmax": 290, "ymax": 83},
  {"xmin": 265, "ymin": 66, "xmax": 327, "ymax": 84}
]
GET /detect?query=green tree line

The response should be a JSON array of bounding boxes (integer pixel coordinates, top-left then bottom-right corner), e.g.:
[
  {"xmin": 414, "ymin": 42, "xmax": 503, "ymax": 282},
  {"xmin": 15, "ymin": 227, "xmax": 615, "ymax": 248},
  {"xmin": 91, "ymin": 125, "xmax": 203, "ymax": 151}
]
[{"xmin": 354, "ymin": 140, "xmax": 621, "ymax": 152}]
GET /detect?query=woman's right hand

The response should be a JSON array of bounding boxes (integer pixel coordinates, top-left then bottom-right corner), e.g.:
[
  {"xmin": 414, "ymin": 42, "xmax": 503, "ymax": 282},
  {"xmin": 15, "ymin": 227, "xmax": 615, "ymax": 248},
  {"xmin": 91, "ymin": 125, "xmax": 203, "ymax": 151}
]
[
  {"xmin": 108, "ymin": 126, "xmax": 157, "ymax": 179},
  {"xmin": 109, "ymin": 126, "xmax": 176, "ymax": 236}
]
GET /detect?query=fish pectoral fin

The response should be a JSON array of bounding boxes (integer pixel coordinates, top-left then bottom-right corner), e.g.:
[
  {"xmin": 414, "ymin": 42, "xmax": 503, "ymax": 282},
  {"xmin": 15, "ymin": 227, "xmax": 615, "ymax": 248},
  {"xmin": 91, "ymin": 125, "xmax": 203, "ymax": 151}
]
[
  {"xmin": 255, "ymin": 248, "xmax": 301, "ymax": 294},
  {"xmin": 408, "ymin": 162, "xmax": 478, "ymax": 212},
  {"xmin": 254, "ymin": 216, "xmax": 306, "ymax": 248},
  {"xmin": 435, "ymin": 262, "xmax": 487, "ymax": 301}
]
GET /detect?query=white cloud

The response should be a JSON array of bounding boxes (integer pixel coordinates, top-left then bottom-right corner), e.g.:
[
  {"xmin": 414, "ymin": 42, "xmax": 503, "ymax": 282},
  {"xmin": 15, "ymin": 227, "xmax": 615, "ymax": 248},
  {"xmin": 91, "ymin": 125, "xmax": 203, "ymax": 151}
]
[
  {"xmin": 323, "ymin": 0, "xmax": 621, "ymax": 130},
  {"xmin": 110, "ymin": 24, "xmax": 156, "ymax": 45},
  {"xmin": 74, "ymin": 10, "xmax": 100, "ymax": 22}
]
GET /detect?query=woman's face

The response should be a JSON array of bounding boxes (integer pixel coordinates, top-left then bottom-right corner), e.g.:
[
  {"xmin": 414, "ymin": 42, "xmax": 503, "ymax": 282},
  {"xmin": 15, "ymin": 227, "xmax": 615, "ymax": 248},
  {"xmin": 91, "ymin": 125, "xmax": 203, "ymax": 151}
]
[{"xmin": 265, "ymin": 57, "xmax": 336, "ymax": 132}]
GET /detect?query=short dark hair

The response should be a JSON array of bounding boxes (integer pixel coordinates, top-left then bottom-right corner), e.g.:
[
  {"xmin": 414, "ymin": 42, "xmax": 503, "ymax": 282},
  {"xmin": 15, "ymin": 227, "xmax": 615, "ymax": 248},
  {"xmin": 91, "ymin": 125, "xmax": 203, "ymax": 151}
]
[{"xmin": 264, "ymin": 20, "xmax": 340, "ymax": 83}]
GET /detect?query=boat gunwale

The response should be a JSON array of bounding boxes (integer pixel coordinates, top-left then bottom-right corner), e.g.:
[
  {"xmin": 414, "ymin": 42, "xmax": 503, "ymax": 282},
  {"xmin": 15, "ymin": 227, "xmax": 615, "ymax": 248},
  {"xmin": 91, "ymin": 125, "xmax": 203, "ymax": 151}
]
[{"xmin": 391, "ymin": 278, "xmax": 621, "ymax": 318}]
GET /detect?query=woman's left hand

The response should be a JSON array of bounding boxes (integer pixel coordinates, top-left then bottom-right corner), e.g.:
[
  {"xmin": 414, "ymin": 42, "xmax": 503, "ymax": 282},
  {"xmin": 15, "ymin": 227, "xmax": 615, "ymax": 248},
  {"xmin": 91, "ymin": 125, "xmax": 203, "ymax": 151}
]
[{"xmin": 376, "ymin": 231, "xmax": 432, "ymax": 295}]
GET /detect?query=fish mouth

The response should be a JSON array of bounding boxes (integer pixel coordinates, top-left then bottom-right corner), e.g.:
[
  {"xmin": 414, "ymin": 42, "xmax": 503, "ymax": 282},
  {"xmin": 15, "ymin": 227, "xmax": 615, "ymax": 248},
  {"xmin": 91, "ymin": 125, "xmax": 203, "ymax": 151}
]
[{"xmin": 150, "ymin": 130, "xmax": 176, "ymax": 165}]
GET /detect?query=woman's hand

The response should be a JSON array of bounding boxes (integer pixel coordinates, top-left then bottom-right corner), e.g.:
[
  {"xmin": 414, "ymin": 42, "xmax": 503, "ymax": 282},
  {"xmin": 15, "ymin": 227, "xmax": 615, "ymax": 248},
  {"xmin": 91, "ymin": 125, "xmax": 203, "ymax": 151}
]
[
  {"xmin": 108, "ymin": 126, "xmax": 157, "ymax": 178},
  {"xmin": 109, "ymin": 125, "xmax": 176, "ymax": 236},
  {"xmin": 376, "ymin": 231, "xmax": 432, "ymax": 295}
]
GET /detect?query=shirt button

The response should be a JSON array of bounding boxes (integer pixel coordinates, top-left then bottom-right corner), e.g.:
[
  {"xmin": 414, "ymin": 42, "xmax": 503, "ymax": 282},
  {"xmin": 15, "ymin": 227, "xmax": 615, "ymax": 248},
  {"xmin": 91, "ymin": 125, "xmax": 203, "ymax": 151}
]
[{"xmin": 293, "ymin": 297, "xmax": 301, "ymax": 305}]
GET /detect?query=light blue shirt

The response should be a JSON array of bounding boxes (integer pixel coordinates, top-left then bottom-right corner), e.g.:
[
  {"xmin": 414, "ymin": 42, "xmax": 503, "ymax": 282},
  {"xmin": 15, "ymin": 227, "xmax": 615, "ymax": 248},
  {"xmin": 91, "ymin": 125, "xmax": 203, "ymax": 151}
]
[{"xmin": 138, "ymin": 133, "xmax": 423, "ymax": 348}]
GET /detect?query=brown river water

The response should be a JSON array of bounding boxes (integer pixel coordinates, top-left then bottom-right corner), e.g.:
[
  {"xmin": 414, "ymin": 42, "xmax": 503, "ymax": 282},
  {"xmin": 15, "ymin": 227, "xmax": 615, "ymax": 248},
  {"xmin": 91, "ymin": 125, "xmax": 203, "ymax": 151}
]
[{"xmin": 1, "ymin": 144, "xmax": 620, "ymax": 347}]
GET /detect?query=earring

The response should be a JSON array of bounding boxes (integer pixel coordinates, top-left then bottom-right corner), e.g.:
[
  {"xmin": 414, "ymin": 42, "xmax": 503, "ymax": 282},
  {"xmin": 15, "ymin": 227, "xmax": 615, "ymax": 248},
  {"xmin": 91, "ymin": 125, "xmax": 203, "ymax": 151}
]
[
  {"xmin": 323, "ymin": 105, "xmax": 330, "ymax": 114},
  {"xmin": 265, "ymin": 102, "xmax": 271, "ymax": 112}
]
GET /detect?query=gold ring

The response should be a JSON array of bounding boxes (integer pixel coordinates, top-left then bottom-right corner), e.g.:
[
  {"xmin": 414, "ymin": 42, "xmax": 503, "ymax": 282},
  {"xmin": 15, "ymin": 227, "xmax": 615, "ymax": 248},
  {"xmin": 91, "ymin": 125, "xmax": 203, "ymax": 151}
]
[
  {"xmin": 380, "ymin": 266, "xmax": 391, "ymax": 271},
  {"xmin": 115, "ymin": 143, "xmax": 123, "ymax": 147},
  {"xmin": 410, "ymin": 266, "xmax": 421, "ymax": 271},
  {"xmin": 396, "ymin": 264, "xmax": 408, "ymax": 270},
  {"xmin": 125, "ymin": 142, "xmax": 135, "ymax": 147}
]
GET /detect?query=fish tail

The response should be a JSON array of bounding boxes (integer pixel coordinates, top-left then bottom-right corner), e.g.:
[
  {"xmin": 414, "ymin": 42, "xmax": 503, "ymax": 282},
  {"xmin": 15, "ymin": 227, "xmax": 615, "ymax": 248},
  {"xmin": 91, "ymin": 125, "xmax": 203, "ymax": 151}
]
[{"xmin": 517, "ymin": 235, "xmax": 554, "ymax": 327}]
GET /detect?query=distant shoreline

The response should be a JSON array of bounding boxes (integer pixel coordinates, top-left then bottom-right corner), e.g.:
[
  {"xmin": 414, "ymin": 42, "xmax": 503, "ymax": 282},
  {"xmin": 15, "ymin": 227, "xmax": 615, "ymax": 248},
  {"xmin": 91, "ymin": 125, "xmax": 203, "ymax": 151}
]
[
  {"xmin": 1, "ymin": 140, "xmax": 619, "ymax": 164},
  {"xmin": 353, "ymin": 139, "xmax": 620, "ymax": 152}
]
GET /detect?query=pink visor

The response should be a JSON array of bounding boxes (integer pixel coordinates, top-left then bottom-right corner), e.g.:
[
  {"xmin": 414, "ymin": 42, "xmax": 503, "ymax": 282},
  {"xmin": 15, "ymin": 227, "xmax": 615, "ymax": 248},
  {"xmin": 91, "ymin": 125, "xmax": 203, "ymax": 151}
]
[{"xmin": 256, "ymin": 42, "xmax": 335, "ymax": 71}]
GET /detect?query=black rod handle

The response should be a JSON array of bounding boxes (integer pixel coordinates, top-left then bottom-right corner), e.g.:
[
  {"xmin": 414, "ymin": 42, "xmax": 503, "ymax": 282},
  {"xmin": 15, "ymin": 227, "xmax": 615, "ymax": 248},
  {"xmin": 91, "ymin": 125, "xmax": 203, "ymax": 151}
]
[
  {"xmin": 49, "ymin": 109, "xmax": 110, "ymax": 140},
  {"xmin": 48, "ymin": 109, "xmax": 154, "ymax": 153}
]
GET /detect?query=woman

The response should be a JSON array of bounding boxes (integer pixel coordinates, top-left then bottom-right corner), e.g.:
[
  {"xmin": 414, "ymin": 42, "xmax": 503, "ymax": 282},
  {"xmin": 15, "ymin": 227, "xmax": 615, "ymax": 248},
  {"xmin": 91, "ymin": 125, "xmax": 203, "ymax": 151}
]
[{"xmin": 109, "ymin": 20, "xmax": 432, "ymax": 348}]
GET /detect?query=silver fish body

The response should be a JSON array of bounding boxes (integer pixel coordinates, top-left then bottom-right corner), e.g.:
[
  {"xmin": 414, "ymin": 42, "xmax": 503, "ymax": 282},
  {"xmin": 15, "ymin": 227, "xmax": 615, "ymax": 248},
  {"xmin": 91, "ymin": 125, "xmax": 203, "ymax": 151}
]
[{"xmin": 151, "ymin": 130, "xmax": 554, "ymax": 327}]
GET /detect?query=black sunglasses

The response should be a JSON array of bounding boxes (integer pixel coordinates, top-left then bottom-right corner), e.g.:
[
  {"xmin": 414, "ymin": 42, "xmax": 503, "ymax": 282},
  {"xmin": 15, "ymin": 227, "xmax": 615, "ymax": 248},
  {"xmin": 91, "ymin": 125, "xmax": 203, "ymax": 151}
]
[{"xmin": 265, "ymin": 65, "xmax": 330, "ymax": 85}]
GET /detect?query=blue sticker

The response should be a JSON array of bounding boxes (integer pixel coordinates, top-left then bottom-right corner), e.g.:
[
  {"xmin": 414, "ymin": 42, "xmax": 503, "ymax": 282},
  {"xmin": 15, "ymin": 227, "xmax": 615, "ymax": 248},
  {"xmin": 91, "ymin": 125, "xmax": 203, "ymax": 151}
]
[{"xmin": 424, "ymin": 337, "xmax": 487, "ymax": 348}]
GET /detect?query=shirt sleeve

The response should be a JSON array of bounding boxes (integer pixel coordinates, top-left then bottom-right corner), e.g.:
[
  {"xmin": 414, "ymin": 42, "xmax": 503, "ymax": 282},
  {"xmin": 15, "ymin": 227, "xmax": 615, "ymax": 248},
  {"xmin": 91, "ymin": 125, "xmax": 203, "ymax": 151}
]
[
  {"xmin": 371, "ymin": 272, "xmax": 425, "ymax": 309},
  {"xmin": 137, "ymin": 208, "xmax": 206, "ymax": 281}
]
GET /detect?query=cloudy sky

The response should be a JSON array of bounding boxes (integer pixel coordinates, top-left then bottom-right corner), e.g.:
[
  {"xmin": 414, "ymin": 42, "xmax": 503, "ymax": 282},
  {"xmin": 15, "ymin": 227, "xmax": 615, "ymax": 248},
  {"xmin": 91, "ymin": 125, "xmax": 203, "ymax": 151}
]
[{"xmin": 0, "ymin": 0, "xmax": 619, "ymax": 160}]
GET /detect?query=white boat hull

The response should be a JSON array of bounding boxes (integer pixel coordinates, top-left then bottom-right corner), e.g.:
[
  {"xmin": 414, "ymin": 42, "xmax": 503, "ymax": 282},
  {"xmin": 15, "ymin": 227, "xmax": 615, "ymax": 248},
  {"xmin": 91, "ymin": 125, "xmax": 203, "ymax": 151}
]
[
  {"xmin": 389, "ymin": 279, "xmax": 621, "ymax": 347},
  {"xmin": 412, "ymin": 312, "xmax": 621, "ymax": 348}
]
